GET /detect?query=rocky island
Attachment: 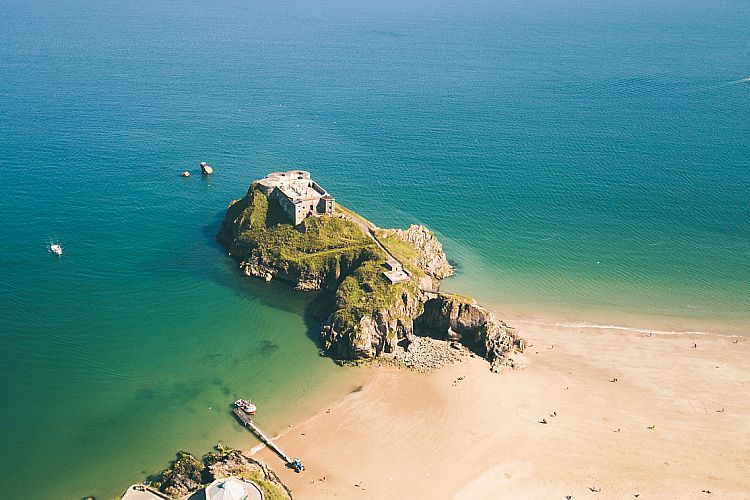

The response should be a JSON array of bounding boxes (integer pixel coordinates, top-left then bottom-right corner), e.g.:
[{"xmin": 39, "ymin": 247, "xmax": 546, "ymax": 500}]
[{"xmin": 218, "ymin": 171, "xmax": 524, "ymax": 372}]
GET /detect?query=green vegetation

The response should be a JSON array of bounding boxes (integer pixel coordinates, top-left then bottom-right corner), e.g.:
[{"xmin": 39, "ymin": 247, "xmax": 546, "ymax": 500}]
[
  {"xmin": 235, "ymin": 188, "xmax": 376, "ymax": 272},
  {"xmin": 334, "ymin": 254, "xmax": 418, "ymax": 332},
  {"xmin": 335, "ymin": 203, "xmax": 376, "ymax": 229},
  {"xmin": 150, "ymin": 451, "xmax": 206, "ymax": 497},
  {"xmin": 223, "ymin": 188, "xmax": 425, "ymax": 346},
  {"xmin": 374, "ymin": 229, "xmax": 426, "ymax": 278},
  {"xmin": 239, "ymin": 471, "xmax": 288, "ymax": 500},
  {"xmin": 149, "ymin": 448, "xmax": 290, "ymax": 499},
  {"xmin": 439, "ymin": 291, "xmax": 475, "ymax": 303}
]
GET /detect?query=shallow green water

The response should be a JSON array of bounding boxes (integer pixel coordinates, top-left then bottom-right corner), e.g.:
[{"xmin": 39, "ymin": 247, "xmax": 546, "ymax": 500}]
[{"xmin": 1, "ymin": 0, "xmax": 749, "ymax": 497}]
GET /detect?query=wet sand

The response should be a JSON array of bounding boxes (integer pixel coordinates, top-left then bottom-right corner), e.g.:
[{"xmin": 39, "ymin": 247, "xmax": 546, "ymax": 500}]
[{"xmin": 256, "ymin": 323, "xmax": 750, "ymax": 499}]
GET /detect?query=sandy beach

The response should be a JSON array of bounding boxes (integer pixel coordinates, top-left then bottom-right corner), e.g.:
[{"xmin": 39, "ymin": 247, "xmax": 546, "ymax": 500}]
[{"xmin": 257, "ymin": 323, "xmax": 750, "ymax": 499}]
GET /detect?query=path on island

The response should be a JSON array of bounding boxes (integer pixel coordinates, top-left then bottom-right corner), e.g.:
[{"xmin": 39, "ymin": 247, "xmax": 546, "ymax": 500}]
[
  {"xmin": 336, "ymin": 214, "xmax": 405, "ymax": 268},
  {"xmin": 335, "ymin": 212, "xmax": 443, "ymax": 295}
]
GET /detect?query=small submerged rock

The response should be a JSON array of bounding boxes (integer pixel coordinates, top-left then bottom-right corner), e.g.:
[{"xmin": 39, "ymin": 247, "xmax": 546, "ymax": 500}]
[{"xmin": 179, "ymin": 171, "xmax": 190, "ymax": 177}]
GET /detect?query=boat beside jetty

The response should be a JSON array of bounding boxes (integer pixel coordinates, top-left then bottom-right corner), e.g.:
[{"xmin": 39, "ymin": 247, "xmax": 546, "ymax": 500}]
[{"xmin": 234, "ymin": 399, "xmax": 256, "ymax": 415}]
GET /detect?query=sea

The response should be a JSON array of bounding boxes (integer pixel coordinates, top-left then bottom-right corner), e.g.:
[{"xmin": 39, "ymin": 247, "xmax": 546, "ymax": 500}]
[{"xmin": 1, "ymin": 0, "xmax": 748, "ymax": 498}]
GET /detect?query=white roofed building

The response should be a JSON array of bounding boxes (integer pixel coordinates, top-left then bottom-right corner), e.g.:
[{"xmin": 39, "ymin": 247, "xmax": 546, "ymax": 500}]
[{"xmin": 205, "ymin": 476, "xmax": 263, "ymax": 500}]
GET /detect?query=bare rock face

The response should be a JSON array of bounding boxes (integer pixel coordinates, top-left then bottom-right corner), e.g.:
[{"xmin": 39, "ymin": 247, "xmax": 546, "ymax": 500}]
[
  {"xmin": 416, "ymin": 295, "xmax": 523, "ymax": 372},
  {"xmin": 322, "ymin": 288, "xmax": 422, "ymax": 358},
  {"xmin": 200, "ymin": 161, "xmax": 214, "ymax": 175},
  {"xmin": 238, "ymin": 252, "xmax": 353, "ymax": 292},
  {"xmin": 322, "ymin": 288, "xmax": 524, "ymax": 372},
  {"xmin": 156, "ymin": 452, "xmax": 204, "ymax": 498},
  {"xmin": 388, "ymin": 225, "xmax": 454, "ymax": 279}
]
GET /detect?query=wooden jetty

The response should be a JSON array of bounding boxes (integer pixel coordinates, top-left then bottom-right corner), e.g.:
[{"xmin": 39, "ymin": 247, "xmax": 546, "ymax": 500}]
[{"xmin": 233, "ymin": 408, "xmax": 292, "ymax": 464}]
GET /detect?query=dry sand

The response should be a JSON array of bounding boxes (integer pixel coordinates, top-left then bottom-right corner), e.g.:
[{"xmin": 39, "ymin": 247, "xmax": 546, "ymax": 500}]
[{"xmin": 256, "ymin": 324, "xmax": 750, "ymax": 499}]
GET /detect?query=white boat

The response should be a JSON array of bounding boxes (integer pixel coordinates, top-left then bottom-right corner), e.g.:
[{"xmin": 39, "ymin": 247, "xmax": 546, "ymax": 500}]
[
  {"xmin": 50, "ymin": 244, "xmax": 63, "ymax": 256},
  {"xmin": 234, "ymin": 399, "xmax": 257, "ymax": 415}
]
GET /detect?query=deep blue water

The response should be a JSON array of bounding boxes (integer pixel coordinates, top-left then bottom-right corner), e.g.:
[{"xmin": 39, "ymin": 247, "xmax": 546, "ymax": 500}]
[{"xmin": 1, "ymin": 0, "xmax": 749, "ymax": 497}]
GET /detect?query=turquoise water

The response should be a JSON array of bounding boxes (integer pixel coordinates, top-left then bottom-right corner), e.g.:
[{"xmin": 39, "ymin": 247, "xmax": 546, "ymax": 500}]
[{"xmin": 1, "ymin": 0, "xmax": 749, "ymax": 497}]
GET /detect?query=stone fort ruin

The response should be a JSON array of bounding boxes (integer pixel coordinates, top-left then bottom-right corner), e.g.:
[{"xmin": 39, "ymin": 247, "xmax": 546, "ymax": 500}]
[{"xmin": 256, "ymin": 170, "xmax": 336, "ymax": 225}]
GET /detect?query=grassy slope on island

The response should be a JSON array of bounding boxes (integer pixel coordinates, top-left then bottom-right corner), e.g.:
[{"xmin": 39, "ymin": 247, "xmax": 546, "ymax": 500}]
[
  {"xmin": 238, "ymin": 471, "xmax": 288, "ymax": 500},
  {"xmin": 224, "ymin": 188, "xmax": 424, "ymax": 336},
  {"xmin": 334, "ymin": 257, "xmax": 420, "ymax": 333},
  {"xmin": 332, "ymin": 206, "xmax": 425, "ymax": 278},
  {"xmin": 373, "ymin": 229, "xmax": 427, "ymax": 279},
  {"xmin": 334, "ymin": 204, "xmax": 375, "ymax": 229},
  {"xmin": 233, "ymin": 186, "xmax": 376, "ymax": 273}
]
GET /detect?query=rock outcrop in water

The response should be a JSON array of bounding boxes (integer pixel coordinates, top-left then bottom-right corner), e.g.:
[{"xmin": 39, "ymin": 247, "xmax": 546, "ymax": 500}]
[
  {"xmin": 200, "ymin": 161, "xmax": 214, "ymax": 175},
  {"xmin": 219, "ymin": 180, "xmax": 523, "ymax": 371}
]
